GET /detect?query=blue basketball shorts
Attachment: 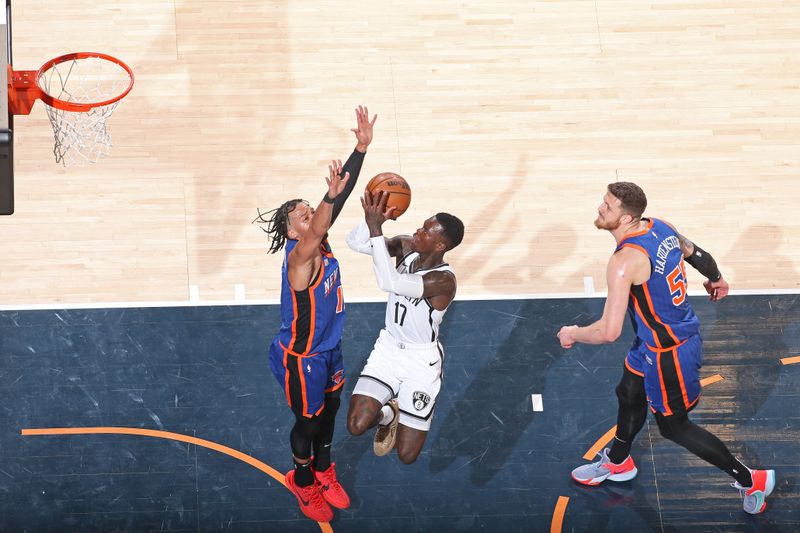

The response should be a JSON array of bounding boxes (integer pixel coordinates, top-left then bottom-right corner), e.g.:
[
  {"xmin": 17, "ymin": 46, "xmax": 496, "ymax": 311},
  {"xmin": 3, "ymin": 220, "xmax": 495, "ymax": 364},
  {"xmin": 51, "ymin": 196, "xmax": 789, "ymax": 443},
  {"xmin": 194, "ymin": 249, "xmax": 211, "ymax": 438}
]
[
  {"xmin": 268, "ymin": 338, "xmax": 345, "ymax": 418},
  {"xmin": 625, "ymin": 334, "xmax": 703, "ymax": 416}
]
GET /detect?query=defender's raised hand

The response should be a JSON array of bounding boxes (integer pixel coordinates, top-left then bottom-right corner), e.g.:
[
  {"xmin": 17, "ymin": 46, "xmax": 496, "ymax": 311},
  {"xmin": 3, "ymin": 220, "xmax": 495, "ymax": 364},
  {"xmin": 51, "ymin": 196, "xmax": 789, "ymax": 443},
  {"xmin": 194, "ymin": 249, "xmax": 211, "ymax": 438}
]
[
  {"xmin": 352, "ymin": 105, "xmax": 377, "ymax": 152},
  {"xmin": 326, "ymin": 159, "xmax": 351, "ymax": 200}
]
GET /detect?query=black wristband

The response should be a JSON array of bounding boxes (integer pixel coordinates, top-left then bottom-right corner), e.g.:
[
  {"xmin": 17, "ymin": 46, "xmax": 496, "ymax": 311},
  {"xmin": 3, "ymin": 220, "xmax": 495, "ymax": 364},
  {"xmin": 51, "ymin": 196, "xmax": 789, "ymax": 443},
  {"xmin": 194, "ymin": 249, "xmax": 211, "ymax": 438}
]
[
  {"xmin": 685, "ymin": 244, "xmax": 722, "ymax": 282},
  {"xmin": 322, "ymin": 193, "xmax": 335, "ymax": 204}
]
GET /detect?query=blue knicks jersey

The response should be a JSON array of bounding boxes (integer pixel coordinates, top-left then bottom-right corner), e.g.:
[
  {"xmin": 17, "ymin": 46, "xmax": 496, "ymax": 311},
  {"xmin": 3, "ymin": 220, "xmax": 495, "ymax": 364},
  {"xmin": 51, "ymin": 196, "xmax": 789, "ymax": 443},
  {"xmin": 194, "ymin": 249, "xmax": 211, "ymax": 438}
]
[
  {"xmin": 615, "ymin": 218, "xmax": 700, "ymax": 349},
  {"xmin": 276, "ymin": 239, "xmax": 345, "ymax": 356}
]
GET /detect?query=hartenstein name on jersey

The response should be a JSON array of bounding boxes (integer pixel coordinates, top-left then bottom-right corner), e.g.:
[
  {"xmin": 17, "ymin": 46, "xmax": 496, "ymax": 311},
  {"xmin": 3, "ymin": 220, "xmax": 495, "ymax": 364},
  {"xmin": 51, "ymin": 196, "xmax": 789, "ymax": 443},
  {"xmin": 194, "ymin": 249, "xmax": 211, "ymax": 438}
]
[
  {"xmin": 654, "ymin": 235, "xmax": 681, "ymax": 275},
  {"xmin": 323, "ymin": 266, "xmax": 339, "ymax": 297}
]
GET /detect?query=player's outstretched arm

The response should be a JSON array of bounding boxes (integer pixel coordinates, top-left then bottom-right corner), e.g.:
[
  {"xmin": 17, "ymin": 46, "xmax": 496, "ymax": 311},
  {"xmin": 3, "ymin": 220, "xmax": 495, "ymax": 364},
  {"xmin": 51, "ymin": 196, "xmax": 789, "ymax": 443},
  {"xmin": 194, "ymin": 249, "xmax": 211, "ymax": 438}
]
[
  {"xmin": 289, "ymin": 160, "xmax": 350, "ymax": 270},
  {"xmin": 665, "ymin": 220, "xmax": 729, "ymax": 302},
  {"xmin": 331, "ymin": 106, "xmax": 377, "ymax": 225},
  {"xmin": 557, "ymin": 249, "xmax": 640, "ymax": 349}
]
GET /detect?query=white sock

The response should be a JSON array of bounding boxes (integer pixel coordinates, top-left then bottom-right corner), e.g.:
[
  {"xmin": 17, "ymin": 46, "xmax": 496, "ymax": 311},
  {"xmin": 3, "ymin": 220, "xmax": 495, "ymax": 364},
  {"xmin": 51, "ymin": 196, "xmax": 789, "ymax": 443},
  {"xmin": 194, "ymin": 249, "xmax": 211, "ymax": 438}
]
[{"xmin": 379, "ymin": 404, "xmax": 395, "ymax": 426}]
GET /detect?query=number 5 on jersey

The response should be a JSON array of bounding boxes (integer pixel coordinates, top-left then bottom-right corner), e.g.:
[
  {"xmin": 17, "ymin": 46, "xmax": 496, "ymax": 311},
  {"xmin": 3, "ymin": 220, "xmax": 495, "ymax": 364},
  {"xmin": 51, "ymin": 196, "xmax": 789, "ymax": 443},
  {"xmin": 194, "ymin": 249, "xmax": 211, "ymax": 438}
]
[{"xmin": 667, "ymin": 262, "xmax": 687, "ymax": 306}]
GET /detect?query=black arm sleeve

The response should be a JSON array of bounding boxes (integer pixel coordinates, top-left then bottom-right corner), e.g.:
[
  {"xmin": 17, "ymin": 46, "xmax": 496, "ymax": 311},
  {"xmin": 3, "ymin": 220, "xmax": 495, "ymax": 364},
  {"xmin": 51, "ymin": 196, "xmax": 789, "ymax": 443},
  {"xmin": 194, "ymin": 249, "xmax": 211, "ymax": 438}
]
[
  {"xmin": 330, "ymin": 149, "xmax": 366, "ymax": 224},
  {"xmin": 684, "ymin": 244, "xmax": 722, "ymax": 282}
]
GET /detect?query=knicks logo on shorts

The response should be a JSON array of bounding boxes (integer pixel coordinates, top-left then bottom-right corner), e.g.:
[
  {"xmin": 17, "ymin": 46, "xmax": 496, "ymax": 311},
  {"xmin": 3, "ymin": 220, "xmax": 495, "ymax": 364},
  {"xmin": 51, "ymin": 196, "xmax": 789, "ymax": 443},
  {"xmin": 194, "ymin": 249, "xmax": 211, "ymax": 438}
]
[
  {"xmin": 413, "ymin": 391, "xmax": 431, "ymax": 411},
  {"xmin": 331, "ymin": 369, "xmax": 344, "ymax": 385}
]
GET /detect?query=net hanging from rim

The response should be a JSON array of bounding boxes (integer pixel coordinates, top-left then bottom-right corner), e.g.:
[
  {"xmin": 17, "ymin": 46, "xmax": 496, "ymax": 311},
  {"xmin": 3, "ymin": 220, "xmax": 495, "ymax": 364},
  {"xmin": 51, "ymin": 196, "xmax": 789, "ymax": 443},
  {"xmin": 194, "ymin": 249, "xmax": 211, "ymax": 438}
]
[{"xmin": 36, "ymin": 53, "xmax": 134, "ymax": 166}]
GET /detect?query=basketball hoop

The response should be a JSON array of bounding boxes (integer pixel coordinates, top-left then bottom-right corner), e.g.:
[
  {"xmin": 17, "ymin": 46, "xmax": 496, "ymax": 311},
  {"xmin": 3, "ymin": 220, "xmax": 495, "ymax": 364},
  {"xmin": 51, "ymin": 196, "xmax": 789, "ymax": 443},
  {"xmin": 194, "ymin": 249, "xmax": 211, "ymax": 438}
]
[{"xmin": 8, "ymin": 52, "xmax": 134, "ymax": 165}]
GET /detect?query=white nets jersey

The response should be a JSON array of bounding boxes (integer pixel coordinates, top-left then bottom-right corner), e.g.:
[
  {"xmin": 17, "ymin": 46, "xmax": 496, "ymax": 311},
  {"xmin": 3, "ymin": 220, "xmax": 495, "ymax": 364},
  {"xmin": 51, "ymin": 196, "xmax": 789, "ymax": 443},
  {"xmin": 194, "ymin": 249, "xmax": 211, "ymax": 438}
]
[{"xmin": 384, "ymin": 252, "xmax": 455, "ymax": 345}]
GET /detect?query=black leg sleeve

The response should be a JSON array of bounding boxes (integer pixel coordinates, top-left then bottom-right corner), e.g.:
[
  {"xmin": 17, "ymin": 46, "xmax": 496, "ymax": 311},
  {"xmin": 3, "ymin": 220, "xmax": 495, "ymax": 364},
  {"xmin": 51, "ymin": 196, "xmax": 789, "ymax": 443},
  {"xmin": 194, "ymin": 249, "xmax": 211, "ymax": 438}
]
[
  {"xmin": 313, "ymin": 394, "xmax": 341, "ymax": 472},
  {"xmin": 290, "ymin": 413, "xmax": 322, "ymax": 460},
  {"xmin": 655, "ymin": 412, "xmax": 752, "ymax": 486},
  {"xmin": 608, "ymin": 366, "xmax": 649, "ymax": 464}
]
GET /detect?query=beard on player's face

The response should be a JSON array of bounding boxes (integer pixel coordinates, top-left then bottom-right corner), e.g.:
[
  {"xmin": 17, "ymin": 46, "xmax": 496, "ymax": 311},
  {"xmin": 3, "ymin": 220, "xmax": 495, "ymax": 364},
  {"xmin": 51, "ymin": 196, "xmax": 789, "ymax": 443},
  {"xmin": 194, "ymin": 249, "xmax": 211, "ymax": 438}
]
[{"xmin": 594, "ymin": 212, "xmax": 623, "ymax": 231}]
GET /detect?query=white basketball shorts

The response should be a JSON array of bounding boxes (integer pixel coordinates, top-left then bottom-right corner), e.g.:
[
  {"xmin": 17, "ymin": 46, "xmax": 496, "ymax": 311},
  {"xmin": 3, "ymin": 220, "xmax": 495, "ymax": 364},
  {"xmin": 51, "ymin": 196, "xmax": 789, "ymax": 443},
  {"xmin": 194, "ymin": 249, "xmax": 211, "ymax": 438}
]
[{"xmin": 352, "ymin": 329, "xmax": 444, "ymax": 431}]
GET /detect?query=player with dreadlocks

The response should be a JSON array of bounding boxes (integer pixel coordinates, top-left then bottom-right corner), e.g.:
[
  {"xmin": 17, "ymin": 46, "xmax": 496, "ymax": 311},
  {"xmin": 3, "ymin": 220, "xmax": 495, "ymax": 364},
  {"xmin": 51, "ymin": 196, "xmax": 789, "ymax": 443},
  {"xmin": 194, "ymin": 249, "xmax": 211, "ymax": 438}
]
[{"xmin": 257, "ymin": 106, "xmax": 376, "ymax": 523}]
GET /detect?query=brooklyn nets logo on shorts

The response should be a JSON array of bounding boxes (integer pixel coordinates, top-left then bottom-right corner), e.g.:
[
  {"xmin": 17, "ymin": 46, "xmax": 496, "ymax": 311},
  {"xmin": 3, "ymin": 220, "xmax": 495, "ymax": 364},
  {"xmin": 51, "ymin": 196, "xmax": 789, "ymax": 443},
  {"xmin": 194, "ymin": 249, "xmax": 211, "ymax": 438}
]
[{"xmin": 413, "ymin": 391, "xmax": 431, "ymax": 411}]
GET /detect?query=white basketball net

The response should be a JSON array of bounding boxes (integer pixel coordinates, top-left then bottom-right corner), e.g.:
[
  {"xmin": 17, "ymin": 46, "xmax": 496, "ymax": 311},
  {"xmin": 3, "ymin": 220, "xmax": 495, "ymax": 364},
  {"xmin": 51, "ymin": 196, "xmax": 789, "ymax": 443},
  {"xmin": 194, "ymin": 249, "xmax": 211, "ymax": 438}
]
[{"xmin": 36, "ymin": 57, "xmax": 132, "ymax": 166}]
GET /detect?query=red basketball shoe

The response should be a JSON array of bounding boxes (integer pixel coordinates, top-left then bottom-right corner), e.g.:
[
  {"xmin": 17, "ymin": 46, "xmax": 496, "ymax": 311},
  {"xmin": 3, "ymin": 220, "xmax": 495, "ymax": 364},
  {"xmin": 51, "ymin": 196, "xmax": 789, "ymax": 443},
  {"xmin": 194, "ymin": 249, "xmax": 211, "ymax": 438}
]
[
  {"xmin": 284, "ymin": 469, "xmax": 333, "ymax": 522},
  {"xmin": 314, "ymin": 463, "xmax": 351, "ymax": 509}
]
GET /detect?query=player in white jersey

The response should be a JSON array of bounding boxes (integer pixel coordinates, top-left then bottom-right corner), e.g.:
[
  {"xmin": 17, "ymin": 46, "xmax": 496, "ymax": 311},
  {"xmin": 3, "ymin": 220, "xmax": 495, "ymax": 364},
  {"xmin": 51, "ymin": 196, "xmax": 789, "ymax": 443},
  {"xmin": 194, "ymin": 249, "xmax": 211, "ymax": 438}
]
[{"xmin": 345, "ymin": 190, "xmax": 464, "ymax": 464}]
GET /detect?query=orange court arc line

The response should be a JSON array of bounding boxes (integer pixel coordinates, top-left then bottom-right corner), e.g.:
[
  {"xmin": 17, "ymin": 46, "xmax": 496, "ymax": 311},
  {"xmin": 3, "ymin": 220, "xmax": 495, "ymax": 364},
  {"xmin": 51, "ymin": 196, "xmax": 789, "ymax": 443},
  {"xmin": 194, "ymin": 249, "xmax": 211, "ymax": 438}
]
[
  {"xmin": 780, "ymin": 355, "xmax": 800, "ymax": 365},
  {"xmin": 700, "ymin": 374, "xmax": 724, "ymax": 386},
  {"xmin": 581, "ymin": 373, "xmax": 724, "ymax": 461},
  {"xmin": 21, "ymin": 426, "xmax": 333, "ymax": 533},
  {"xmin": 550, "ymin": 496, "xmax": 569, "ymax": 533},
  {"xmin": 582, "ymin": 425, "xmax": 617, "ymax": 461}
]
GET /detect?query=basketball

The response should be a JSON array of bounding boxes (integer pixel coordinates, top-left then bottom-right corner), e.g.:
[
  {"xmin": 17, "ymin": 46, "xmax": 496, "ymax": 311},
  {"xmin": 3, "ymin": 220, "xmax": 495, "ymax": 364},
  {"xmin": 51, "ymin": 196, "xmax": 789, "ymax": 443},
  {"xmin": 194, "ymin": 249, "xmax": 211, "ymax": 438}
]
[{"xmin": 366, "ymin": 172, "xmax": 411, "ymax": 218}]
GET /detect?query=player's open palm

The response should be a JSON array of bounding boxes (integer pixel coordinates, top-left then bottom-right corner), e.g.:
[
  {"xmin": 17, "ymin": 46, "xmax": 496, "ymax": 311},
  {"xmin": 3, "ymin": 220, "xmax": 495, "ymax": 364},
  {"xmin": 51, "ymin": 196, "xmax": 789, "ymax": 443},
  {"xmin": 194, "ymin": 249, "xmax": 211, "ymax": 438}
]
[
  {"xmin": 351, "ymin": 105, "xmax": 377, "ymax": 147},
  {"xmin": 361, "ymin": 190, "xmax": 396, "ymax": 231},
  {"xmin": 326, "ymin": 159, "xmax": 350, "ymax": 199}
]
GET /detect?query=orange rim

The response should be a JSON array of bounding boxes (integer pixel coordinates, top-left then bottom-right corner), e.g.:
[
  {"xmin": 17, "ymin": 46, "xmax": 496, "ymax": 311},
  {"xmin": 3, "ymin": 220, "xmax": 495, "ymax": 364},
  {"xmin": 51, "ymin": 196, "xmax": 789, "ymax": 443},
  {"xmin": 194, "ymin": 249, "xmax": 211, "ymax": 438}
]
[{"xmin": 36, "ymin": 52, "xmax": 135, "ymax": 112}]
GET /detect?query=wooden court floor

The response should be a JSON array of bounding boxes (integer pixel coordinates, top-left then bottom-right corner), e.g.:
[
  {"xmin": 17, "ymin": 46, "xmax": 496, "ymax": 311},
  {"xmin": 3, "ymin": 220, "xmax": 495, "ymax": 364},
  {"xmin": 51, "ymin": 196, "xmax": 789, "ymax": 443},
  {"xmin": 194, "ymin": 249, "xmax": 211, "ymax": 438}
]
[{"xmin": 0, "ymin": 1, "xmax": 798, "ymax": 305}]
